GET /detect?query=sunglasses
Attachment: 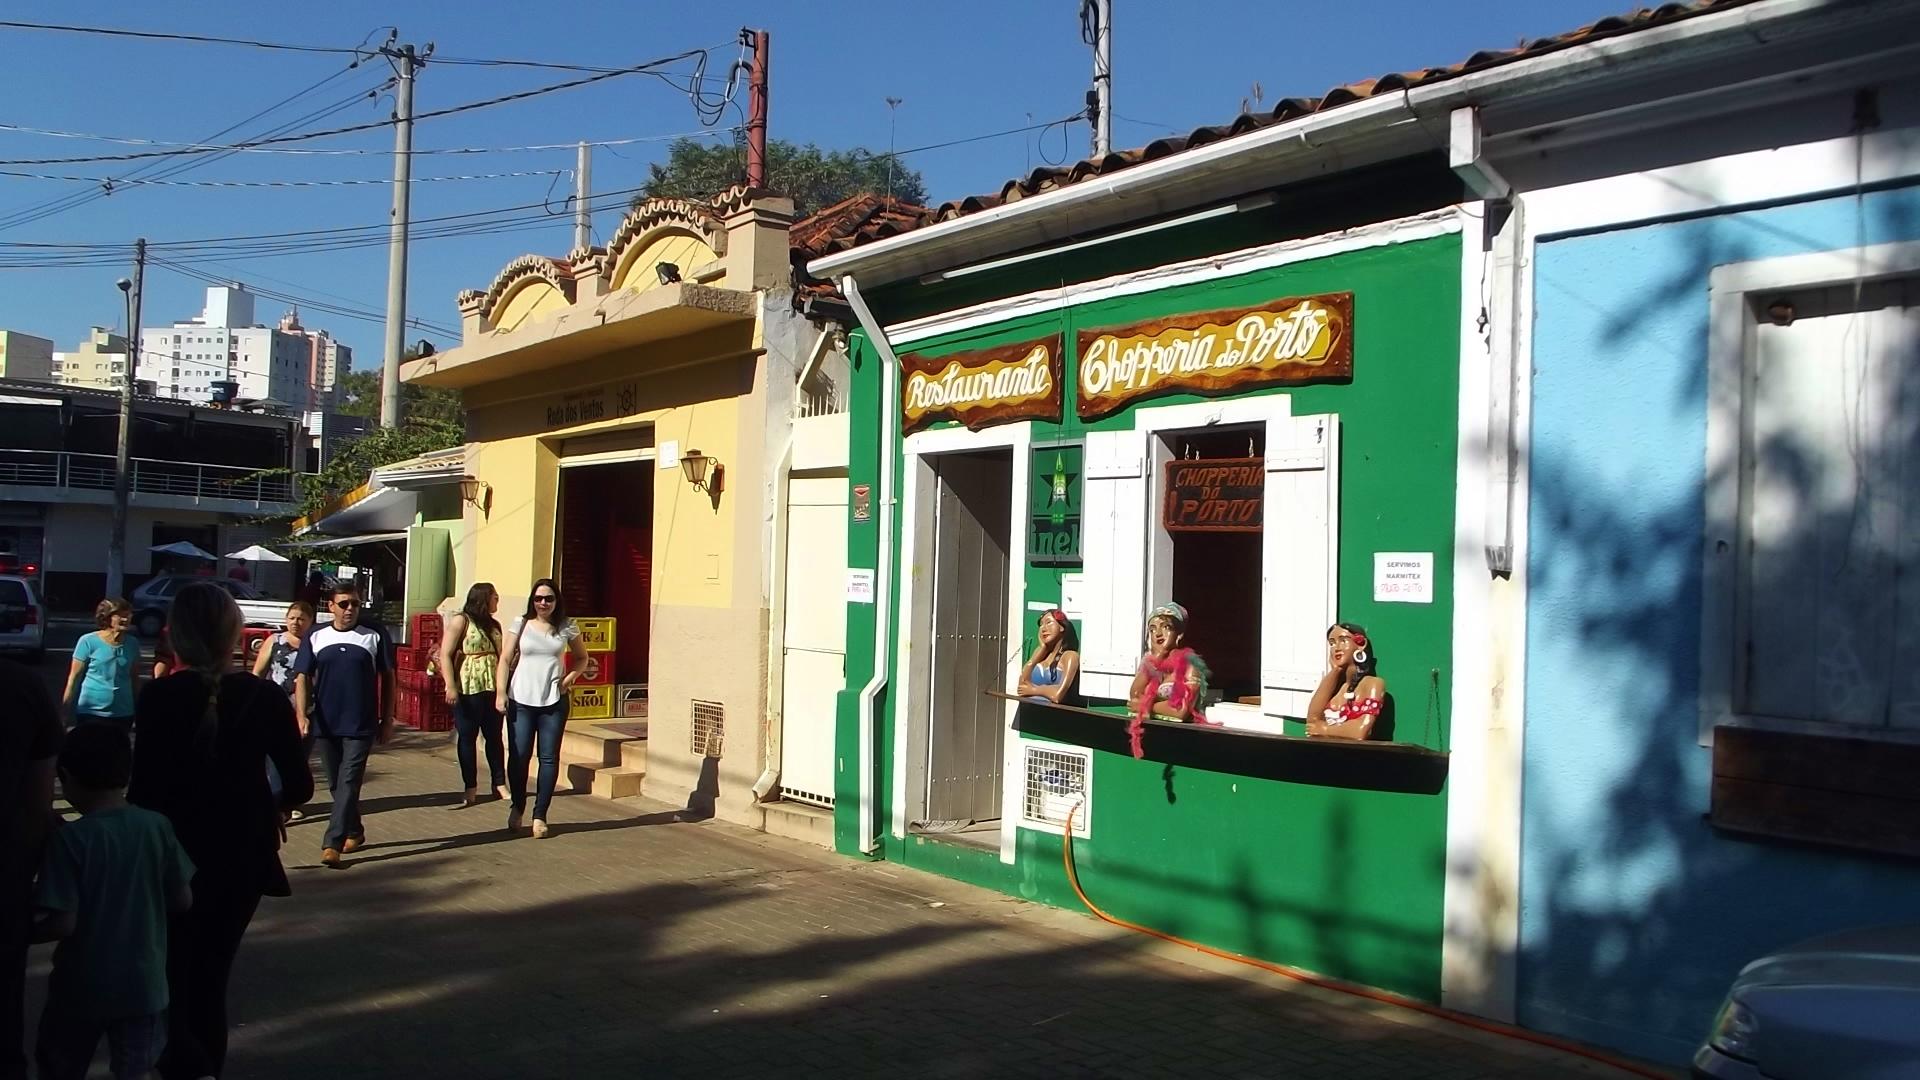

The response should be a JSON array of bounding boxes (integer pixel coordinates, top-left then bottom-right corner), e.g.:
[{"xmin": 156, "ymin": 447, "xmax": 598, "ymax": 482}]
[
  {"xmin": 533, "ymin": 595, "xmax": 557, "ymax": 604},
  {"xmin": 333, "ymin": 599, "xmax": 360, "ymax": 609}
]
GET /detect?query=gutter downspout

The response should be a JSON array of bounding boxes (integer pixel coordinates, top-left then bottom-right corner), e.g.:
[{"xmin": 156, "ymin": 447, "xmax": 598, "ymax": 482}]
[
  {"xmin": 754, "ymin": 325, "xmax": 836, "ymax": 803},
  {"xmin": 840, "ymin": 274, "xmax": 895, "ymax": 856}
]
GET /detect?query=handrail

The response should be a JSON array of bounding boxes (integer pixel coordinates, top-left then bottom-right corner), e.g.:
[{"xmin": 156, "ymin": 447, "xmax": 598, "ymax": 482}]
[{"xmin": 0, "ymin": 447, "xmax": 298, "ymax": 506}]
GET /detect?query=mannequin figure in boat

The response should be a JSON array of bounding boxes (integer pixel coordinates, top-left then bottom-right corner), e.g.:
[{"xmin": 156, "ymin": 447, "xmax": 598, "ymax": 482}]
[
  {"xmin": 1017, "ymin": 609, "xmax": 1081, "ymax": 706},
  {"xmin": 1124, "ymin": 602, "xmax": 1215, "ymax": 758},
  {"xmin": 1306, "ymin": 622, "xmax": 1386, "ymax": 740}
]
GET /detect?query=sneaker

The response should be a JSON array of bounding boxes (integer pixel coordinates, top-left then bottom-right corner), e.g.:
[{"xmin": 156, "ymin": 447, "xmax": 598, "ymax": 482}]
[
  {"xmin": 532, "ymin": 819, "xmax": 550, "ymax": 839},
  {"xmin": 321, "ymin": 848, "xmax": 341, "ymax": 868},
  {"xmin": 341, "ymin": 837, "xmax": 365, "ymax": 854}
]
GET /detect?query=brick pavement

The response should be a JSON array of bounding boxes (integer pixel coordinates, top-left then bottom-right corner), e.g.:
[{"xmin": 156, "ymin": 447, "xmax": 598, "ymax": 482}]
[{"xmin": 28, "ymin": 729, "xmax": 1673, "ymax": 1079}]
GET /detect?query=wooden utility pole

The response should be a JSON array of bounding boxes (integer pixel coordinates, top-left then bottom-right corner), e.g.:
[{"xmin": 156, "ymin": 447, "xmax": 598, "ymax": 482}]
[{"xmin": 743, "ymin": 28, "xmax": 770, "ymax": 188}]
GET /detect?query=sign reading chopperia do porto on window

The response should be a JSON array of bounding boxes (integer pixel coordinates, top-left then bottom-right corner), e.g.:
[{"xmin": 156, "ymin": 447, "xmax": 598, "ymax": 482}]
[
  {"xmin": 900, "ymin": 335, "xmax": 1063, "ymax": 435},
  {"xmin": 1164, "ymin": 457, "xmax": 1264, "ymax": 533},
  {"xmin": 1076, "ymin": 292, "xmax": 1353, "ymax": 421}
]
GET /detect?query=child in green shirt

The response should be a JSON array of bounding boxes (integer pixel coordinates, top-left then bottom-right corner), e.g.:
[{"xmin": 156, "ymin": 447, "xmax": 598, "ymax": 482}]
[{"xmin": 32, "ymin": 723, "xmax": 194, "ymax": 1080}]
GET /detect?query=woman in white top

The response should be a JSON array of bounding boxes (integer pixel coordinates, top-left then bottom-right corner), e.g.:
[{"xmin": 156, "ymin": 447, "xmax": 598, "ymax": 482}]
[{"xmin": 494, "ymin": 578, "xmax": 587, "ymax": 838}]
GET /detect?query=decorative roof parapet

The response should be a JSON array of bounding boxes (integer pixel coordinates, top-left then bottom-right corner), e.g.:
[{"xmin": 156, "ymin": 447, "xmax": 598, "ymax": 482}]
[
  {"xmin": 477, "ymin": 255, "xmax": 578, "ymax": 324},
  {"xmin": 456, "ymin": 289, "xmax": 487, "ymax": 318}
]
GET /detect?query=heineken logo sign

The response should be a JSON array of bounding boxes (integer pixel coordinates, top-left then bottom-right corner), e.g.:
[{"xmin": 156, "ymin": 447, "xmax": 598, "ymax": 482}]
[
  {"xmin": 1076, "ymin": 292, "xmax": 1353, "ymax": 420},
  {"xmin": 900, "ymin": 336, "xmax": 1063, "ymax": 435}
]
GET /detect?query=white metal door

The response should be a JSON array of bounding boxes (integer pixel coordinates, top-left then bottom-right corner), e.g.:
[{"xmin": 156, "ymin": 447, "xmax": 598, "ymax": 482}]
[{"xmin": 779, "ymin": 475, "xmax": 848, "ymax": 806}]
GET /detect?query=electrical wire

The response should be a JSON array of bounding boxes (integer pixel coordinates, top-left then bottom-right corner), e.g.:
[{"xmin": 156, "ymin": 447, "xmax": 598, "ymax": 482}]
[
  {"xmin": 152, "ymin": 257, "xmax": 459, "ymax": 338},
  {"xmin": 0, "ymin": 168, "xmax": 566, "ymax": 189},
  {"xmin": 0, "ymin": 51, "xmax": 710, "ymax": 167},
  {"xmin": 895, "ymin": 113, "xmax": 1088, "ymax": 159},
  {"xmin": 0, "ymin": 122, "xmax": 741, "ymax": 157}
]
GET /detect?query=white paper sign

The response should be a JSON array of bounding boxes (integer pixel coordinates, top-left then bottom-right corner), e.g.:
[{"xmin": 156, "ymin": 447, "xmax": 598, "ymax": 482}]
[
  {"xmin": 1373, "ymin": 552, "xmax": 1434, "ymax": 604},
  {"xmin": 1058, "ymin": 573, "xmax": 1087, "ymax": 618},
  {"xmin": 658, "ymin": 440, "xmax": 680, "ymax": 469},
  {"xmin": 846, "ymin": 568, "xmax": 875, "ymax": 604}
]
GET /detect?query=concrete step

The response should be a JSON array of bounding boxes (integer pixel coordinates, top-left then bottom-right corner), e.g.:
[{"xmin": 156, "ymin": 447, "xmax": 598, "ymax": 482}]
[
  {"xmin": 761, "ymin": 799, "xmax": 834, "ymax": 848},
  {"xmin": 562, "ymin": 761, "xmax": 646, "ymax": 799},
  {"xmin": 619, "ymin": 739, "xmax": 647, "ymax": 774},
  {"xmin": 559, "ymin": 724, "xmax": 633, "ymax": 768}
]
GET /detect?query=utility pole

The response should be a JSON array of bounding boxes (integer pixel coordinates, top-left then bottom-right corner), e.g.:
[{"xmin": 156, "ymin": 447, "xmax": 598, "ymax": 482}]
[
  {"xmin": 884, "ymin": 97, "xmax": 902, "ymax": 208},
  {"xmin": 1083, "ymin": 0, "xmax": 1112, "ymax": 157},
  {"xmin": 107, "ymin": 239, "xmax": 146, "ymax": 600},
  {"xmin": 573, "ymin": 142, "xmax": 592, "ymax": 252},
  {"xmin": 380, "ymin": 41, "xmax": 429, "ymax": 430},
  {"xmin": 743, "ymin": 28, "xmax": 770, "ymax": 189}
]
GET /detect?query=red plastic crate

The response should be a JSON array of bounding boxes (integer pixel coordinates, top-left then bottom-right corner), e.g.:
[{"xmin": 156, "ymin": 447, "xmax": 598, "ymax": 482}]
[{"xmin": 395, "ymin": 645, "xmax": 426, "ymax": 673}]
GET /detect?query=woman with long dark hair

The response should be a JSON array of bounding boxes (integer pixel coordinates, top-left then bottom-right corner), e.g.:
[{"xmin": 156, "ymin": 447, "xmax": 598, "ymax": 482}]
[
  {"xmin": 1016, "ymin": 609, "xmax": 1081, "ymax": 706},
  {"xmin": 495, "ymin": 579, "xmax": 587, "ymax": 839},
  {"xmin": 1306, "ymin": 621, "xmax": 1387, "ymax": 739},
  {"xmin": 128, "ymin": 582, "xmax": 311, "ymax": 1080},
  {"xmin": 440, "ymin": 583, "xmax": 507, "ymax": 807}
]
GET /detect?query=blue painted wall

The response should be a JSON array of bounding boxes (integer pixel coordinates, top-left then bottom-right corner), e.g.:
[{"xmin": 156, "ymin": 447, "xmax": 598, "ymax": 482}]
[{"xmin": 1523, "ymin": 183, "xmax": 1920, "ymax": 1064}]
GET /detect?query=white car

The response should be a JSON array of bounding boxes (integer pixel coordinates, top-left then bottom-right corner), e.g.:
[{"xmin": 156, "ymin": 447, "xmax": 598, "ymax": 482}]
[
  {"xmin": 1694, "ymin": 924, "xmax": 1920, "ymax": 1080},
  {"xmin": 0, "ymin": 574, "xmax": 46, "ymax": 662}
]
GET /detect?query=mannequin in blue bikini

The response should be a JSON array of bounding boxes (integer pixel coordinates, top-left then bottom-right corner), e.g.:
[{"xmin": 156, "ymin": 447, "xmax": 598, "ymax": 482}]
[{"xmin": 1016, "ymin": 609, "xmax": 1081, "ymax": 706}]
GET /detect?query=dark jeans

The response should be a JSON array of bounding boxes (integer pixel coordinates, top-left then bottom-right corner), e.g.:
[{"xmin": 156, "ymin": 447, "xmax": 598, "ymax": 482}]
[
  {"xmin": 454, "ymin": 693, "xmax": 505, "ymax": 792},
  {"xmin": 156, "ymin": 879, "xmax": 259, "ymax": 1080},
  {"xmin": 508, "ymin": 699, "xmax": 566, "ymax": 821},
  {"xmin": 316, "ymin": 735, "xmax": 373, "ymax": 851}
]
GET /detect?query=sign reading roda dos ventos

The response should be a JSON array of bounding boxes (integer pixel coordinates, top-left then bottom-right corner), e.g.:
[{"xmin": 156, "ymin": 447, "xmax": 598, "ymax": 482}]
[
  {"xmin": 900, "ymin": 336, "xmax": 1063, "ymax": 435},
  {"xmin": 1076, "ymin": 292, "xmax": 1353, "ymax": 421},
  {"xmin": 1164, "ymin": 457, "xmax": 1264, "ymax": 533}
]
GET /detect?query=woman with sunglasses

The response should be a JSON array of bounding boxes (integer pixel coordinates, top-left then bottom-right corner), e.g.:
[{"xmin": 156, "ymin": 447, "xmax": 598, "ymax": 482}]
[{"xmin": 495, "ymin": 580, "xmax": 587, "ymax": 838}]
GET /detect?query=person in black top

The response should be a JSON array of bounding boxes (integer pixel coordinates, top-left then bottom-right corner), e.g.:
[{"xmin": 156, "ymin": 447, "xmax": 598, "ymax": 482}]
[
  {"xmin": 293, "ymin": 582, "xmax": 395, "ymax": 869},
  {"xmin": 1, "ymin": 660, "xmax": 61, "ymax": 1080},
  {"xmin": 129, "ymin": 582, "xmax": 311, "ymax": 1080}
]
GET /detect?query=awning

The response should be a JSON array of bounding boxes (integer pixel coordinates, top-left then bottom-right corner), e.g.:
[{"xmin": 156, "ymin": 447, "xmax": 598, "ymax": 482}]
[{"xmin": 280, "ymin": 531, "xmax": 410, "ymax": 550}]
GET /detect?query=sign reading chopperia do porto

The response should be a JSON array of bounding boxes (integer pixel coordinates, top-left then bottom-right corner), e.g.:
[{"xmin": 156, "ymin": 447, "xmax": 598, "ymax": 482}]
[
  {"xmin": 1076, "ymin": 292, "xmax": 1353, "ymax": 421},
  {"xmin": 900, "ymin": 335, "xmax": 1063, "ymax": 435},
  {"xmin": 1164, "ymin": 457, "xmax": 1264, "ymax": 533}
]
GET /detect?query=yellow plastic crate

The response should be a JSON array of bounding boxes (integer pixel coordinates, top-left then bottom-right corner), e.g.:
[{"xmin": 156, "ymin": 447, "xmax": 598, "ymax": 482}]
[{"xmin": 569, "ymin": 683, "xmax": 613, "ymax": 719}]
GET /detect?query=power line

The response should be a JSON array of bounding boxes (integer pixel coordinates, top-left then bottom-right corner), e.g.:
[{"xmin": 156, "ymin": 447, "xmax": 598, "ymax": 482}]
[
  {"xmin": 0, "ymin": 20, "xmax": 722, "ymax": 75},
  {"xmin": 153, "ymin": 258, "xmax": 460, "ymax": 338},
  {"xmin": 893, "ymin": 112, "xmax": 1088, "ymax": 158},
  {"xmin": 1, "ymin": 167, "xmax": 566, "ymax": 189},
  {"xmin": 0, "ymin": 121, "xmax": 740, "ymax": 157},
  {"xmin": 0, "ymin": 50, "xmax": 713, "ymax": 166}
]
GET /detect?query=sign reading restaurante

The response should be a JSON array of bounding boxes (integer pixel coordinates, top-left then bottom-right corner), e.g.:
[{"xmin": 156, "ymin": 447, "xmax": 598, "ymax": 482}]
[
  {"xmin": 1076, "ymin": 292, "xmax": 1353, "ymax": 420},
  {"xmin": 899, "ymin": 336, "xmax": 1063, "ymax": 435}
]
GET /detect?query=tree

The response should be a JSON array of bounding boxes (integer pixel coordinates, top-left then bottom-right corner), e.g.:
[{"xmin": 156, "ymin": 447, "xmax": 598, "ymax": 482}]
[
  {"xmin": 637, "ymin": 137, "xmax": 927, "ymax": 216},
  {"xmin": 295, "ymin": 349, "xmax": 463, "ymax": 527},
  {"xmin": 334, "ymin": 350, "xmax": 460, "ymax": 428}
]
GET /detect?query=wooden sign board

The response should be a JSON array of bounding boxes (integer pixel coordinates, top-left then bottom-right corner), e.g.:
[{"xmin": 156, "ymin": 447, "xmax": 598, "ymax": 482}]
[
  {"xmin": 1077, "ymin": 292, "xmax": 1353, "ymax": 421},
  {"xmin": 900, "ymin": 336, "xmax": 1063, "ymax": 435},
  {"xmin": 1164, "ymin": 457, "xmax": 1263, "ymax": 533}
]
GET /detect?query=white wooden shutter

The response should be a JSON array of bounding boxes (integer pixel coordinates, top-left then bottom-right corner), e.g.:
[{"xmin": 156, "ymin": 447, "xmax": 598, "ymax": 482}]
[
  {"xmin": 1262, "ymin": 413, "xmax": 1340, "ymax": 719},
  {"xmin": 1078, "ymin": 429, "xmax": 1150, "ymax": 701}
]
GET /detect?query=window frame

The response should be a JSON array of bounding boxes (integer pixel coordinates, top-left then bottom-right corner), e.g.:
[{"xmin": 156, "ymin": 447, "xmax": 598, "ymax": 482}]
[{"xmin": 1700, "ymin": 239, "xmax": 1920, "ymax": 747}]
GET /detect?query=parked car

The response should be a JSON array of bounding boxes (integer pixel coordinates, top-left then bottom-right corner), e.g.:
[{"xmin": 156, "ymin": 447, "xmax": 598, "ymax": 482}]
[
  {"xmin": 0, "ymin": 574, "xmax": 45, "ymax": 662},
  {"xmin": 0, "ymin": 552, "xmax": 39, "ymax": 578},
  {"xmin": 1694, "ymin": 923, "xmax": 1920, "ymax": 1080},
  {"xmin": 130, "ymin": 573, "xmax": 288, "ymax": 636}
]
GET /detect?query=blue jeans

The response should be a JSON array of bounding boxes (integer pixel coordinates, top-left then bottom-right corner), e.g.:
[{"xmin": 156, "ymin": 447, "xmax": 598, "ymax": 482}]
[
  {"xmin": 316, "ymin": 736, "xmax": 372, "ymax": 851},
  {"xmin": 508, "ymin": 699, "xmax": 566, "ymax": 821}
]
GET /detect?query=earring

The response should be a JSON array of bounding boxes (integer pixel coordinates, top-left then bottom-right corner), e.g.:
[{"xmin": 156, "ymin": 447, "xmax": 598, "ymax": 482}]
[{"xmin": 1353, "ymin": 648, "xmax": 1369, "ymax": 665}]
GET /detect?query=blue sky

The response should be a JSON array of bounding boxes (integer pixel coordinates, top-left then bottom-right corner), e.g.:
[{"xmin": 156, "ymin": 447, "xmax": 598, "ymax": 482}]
[{"xmin": 0, "ymin": 0, "xmax": 1627, "ymax": 366}]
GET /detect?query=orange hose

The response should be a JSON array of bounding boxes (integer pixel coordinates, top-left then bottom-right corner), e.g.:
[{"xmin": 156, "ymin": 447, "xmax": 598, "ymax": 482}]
[{"xmin": 1059, "ymin": 807, "xmax": 1669, "ymax": 1079}]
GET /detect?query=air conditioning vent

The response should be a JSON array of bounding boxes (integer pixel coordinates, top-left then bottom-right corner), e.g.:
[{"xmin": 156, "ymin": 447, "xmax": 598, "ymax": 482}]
[
  {"xmin": 1019, "ymin": 740, "xmax": 1091, "ymax": 838},
  {"xmin": 691, "ymin": 699, "xmax": 724, "ymax": 758}
]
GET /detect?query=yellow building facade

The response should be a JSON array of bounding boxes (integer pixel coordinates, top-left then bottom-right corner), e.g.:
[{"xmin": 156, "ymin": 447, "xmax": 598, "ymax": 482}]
[{"xmin": 405, "ymin": 186, "xmax": 850, "ymax": 831}]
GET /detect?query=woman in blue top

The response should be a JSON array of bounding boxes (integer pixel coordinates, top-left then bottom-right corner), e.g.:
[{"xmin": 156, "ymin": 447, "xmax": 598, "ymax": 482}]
[
  {"xmin": 62, "ymin": 598, "xmax": 140, "ymax": 730},
  {"xmin": 1016, "ymin": 609, "xmax": 1081, "ymax": 707}
]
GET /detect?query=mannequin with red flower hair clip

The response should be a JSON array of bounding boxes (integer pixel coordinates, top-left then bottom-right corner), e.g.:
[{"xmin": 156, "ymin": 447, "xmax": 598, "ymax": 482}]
[{"xmin": 1306, "ymin": 622, "xmax": 1387, "ymax": 740}]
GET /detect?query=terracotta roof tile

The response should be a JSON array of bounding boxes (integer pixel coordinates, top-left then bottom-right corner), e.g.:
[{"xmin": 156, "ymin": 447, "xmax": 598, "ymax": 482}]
[{"xmin": 812, "ymin": 0, "xmax": 1760, "ymax": 255}]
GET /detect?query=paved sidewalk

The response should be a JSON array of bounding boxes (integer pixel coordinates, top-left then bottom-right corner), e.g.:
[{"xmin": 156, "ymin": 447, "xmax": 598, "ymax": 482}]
[{"xmin": 30, "ymin": 731, "xmax": 1669, "ymax": 1079}]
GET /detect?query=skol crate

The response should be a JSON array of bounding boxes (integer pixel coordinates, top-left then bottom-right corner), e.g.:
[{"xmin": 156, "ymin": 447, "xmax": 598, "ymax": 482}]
[
  {"xmin": 568, "ymin": 683, "xmax": 613, "ymax": 720},
  {"xmin": 573, "ymin": 617, "xmax": 616, "ymax": 653}
]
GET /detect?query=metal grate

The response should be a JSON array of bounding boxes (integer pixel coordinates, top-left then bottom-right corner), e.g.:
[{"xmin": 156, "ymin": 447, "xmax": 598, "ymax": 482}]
[
  {"xmin": 690, "ymin": 699, "xmax": 725, "ymax": 759},
  {"xmin": 1019, "ymin": 741, "xmax": 1091, "ymax": 838},
  {"xmin": 780, "ymin": 785, "xmax": 834, "ymax": 809}
]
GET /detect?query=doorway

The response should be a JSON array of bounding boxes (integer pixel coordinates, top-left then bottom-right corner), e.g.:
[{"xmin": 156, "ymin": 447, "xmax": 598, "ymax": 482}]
[
  {"xmin": 924, "ymin": 449, "xmax": 1014, "ymax": 826},
  {"xmin": 1161, "ymin": 425, "xmax": 1265, "ymax": 705},
  {"xmin": 556, "ymin": 459, "xmax": 652, "ymax": 687}
]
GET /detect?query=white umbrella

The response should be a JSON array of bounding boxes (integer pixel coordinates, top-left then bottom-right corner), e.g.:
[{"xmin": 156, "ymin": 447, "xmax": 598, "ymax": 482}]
[
  {"xmin": 149, "ymin": 541, "xmax": 216, "ymax": 560},
  {"xmin": 225, "ymin": 544, "xmax": 290, "ymax": 563}
]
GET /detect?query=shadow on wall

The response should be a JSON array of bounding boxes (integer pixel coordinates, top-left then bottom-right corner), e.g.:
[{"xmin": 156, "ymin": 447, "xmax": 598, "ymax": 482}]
[{"xmin": 1520, "ymin": 183, "xmax": 1920, "ymax": 1063}]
